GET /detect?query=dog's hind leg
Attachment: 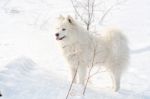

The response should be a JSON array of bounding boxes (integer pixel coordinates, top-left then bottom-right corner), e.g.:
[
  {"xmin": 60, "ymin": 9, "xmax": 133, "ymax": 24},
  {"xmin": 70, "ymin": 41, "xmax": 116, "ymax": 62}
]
[{"xmin": 110, "ymin": 69, "xmax": 121, "ymax": 92}]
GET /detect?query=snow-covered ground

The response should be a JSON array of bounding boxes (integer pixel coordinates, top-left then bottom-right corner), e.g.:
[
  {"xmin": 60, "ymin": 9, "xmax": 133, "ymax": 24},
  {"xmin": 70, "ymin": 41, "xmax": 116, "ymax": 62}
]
[{"xmin": 0, "ymin": 0, "xmax": 150, "ymax": 99}]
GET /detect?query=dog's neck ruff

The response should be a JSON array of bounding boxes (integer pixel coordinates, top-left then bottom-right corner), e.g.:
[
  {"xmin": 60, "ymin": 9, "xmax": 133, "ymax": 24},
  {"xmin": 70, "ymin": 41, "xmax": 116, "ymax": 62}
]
[{"xmin": 62, "ymin": 42, "xmax": 79, "ymax": 49}]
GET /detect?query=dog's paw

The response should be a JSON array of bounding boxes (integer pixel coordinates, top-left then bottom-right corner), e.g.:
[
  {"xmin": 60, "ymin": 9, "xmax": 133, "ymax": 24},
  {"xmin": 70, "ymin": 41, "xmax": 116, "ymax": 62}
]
[{"xmin": 111, "ymin": 85, "xmax": 120, "ymax": 92}]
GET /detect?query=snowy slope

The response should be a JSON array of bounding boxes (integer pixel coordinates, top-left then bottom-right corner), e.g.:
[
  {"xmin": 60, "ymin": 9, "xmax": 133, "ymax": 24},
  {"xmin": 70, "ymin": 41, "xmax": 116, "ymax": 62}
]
[
  {"xmin": 0, "ymin": 0, "xmax": 150, "ymax": 99},
  {"xmin": 0, "ymin": 57, "xmax": 150, "ymax": 99}
]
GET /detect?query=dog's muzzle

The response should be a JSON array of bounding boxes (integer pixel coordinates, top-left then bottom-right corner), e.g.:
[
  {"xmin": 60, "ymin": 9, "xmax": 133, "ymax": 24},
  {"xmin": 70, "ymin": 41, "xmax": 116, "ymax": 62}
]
[
  {"xmin": 55, "ymin": 33, "xmax": 66, "ymax": 40},
  {"xmin": 56, "ymin": 36, "xmax": 66, "ymax": 40}
]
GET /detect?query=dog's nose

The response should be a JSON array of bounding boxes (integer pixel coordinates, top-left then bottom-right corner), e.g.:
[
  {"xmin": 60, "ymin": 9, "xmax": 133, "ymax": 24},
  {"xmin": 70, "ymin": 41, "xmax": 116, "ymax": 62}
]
[{"xmin": 55, "ymin": 33, "xmax": 59, "ymax": 37}]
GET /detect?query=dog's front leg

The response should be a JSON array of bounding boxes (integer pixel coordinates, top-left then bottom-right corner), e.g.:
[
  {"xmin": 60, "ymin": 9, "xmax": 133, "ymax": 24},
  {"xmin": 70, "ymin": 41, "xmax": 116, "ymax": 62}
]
[
  {"xmin": 70, "ymin": 66, "xmax": 77, "ymax": 83},
  {"xmin": 78, "ymin": 66, "xmax": 87, "ymax": 84}
]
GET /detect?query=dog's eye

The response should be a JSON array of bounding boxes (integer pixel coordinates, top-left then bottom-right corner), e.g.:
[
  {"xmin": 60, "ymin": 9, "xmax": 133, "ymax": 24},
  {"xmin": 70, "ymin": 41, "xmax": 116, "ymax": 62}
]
[{"xmin": 62, "ymin": 28, "xmax": 66, "ymax": 31}]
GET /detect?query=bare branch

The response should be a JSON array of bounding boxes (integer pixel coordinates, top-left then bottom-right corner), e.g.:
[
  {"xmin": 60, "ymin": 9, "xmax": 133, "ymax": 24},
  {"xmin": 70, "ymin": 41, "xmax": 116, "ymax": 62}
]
[
  {"xmin": 70, "ymin": 0, "xmax": 88, "ymax": 24},
  {"xmin": 88, "ymin": 0, "xmax": 95, "ymax": 30},
  {"xmin": 71, "ymin": 0, "xmax": 126, "ymax": 30},
  {"xmin": 86, "ymin": 0, "xmax": 95, "ymax": 30},
  {"xmin": 89, "ymin": 68, "xmax": 108, "ymax": 78},
  {"xmin": 99, "ymin": 0, "xmax": 125, "ymax": 24},
  {"xmin": 71, "ymin": 0, "xmax": 96, "ymax": 31}
]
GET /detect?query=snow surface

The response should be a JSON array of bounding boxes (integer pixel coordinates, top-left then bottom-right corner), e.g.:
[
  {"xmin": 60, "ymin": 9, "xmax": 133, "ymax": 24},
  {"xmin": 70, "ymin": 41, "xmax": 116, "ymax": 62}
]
[{"xmin": 0, "ymin": 0, "xmax": 150, "ymax": 99}]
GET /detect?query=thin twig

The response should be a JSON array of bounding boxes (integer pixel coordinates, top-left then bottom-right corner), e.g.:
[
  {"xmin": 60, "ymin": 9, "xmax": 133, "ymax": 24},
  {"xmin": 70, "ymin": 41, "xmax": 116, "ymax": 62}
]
[
  {"xmin": 77, "ymin": 0, "xmax": 88, "ymax": 11},
  {"xmin": 99, "ymin": 0, "xmax": 124, "ymax": 24},
  {"xmin": 88, "ymin": 0, "xmax": 95, "ymax": 31},
  {"xmin": 87, "ymin": 0, "xmax": 90, "ymax": 30},
  {"xmin": 89, "ymin": 67, "xmax": 101, "ymax": 78},
  {"xmin": 70, "ymin": 0, "xmax": 87, "ymax": 24},
  {"xmin": 66, "ymin": 61, "xmax": 79, "ymax": 99}
]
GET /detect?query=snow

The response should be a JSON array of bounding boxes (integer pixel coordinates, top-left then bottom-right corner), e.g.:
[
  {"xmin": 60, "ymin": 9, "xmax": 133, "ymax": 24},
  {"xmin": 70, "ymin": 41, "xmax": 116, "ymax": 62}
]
[{"xmin": 0, "ymin": 0, "xmax": 150, "ymax": 99}]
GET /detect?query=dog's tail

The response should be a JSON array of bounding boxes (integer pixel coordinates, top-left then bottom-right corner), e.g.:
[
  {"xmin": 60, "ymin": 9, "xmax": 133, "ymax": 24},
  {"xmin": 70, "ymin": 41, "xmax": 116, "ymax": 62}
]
[{"xmin": 102, "ymin": 27, "xmax": 129, "ymax": 70}]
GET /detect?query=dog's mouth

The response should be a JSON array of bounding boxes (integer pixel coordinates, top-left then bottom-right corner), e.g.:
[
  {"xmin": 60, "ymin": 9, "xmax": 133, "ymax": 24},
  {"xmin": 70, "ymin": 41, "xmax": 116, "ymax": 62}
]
[{"xmin": 56, "ymin": 36, "xmax": 66, "ymax": 40}]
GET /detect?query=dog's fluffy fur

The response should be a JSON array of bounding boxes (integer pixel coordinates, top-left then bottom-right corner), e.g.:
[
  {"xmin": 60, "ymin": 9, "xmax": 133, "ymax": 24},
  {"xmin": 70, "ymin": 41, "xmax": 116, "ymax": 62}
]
[{"xmin": 54, "ymin": 15, "xmax": 129, "ymax": 91}]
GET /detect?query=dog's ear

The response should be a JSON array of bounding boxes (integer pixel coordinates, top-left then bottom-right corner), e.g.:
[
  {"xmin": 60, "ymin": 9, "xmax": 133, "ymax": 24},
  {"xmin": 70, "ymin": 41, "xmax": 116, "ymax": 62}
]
[
  {"xmin": 67, "ymin": 15, "xmax": 74, "ymax": 24},
  {"xmin": 58, "ymin": 15, "xmax": 65, "ymax": 21}
]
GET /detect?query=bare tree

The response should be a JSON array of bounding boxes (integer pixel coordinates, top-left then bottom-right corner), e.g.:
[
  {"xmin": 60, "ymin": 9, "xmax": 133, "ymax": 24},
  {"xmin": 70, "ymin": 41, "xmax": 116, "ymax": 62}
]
[
  {"xmin": 71, "ymin": 0, "xmax": 95, "ymax": 31},
  {"xmin": 70, "ymin": 0, "xmax": 126, "ymax": 31}
]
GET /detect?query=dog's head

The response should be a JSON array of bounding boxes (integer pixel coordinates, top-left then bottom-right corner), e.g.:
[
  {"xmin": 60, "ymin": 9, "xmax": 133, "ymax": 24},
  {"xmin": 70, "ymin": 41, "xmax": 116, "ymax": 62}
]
[{"xmin": 54, "ymin": 15, "xmax": 77, "ymax": 42}]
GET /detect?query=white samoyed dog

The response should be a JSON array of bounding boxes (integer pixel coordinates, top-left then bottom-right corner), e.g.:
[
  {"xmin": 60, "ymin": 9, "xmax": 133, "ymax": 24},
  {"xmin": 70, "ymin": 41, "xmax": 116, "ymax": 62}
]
[{"xmin": 54, "ymin": 15, "xmax": 129, "ymax": 91}]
